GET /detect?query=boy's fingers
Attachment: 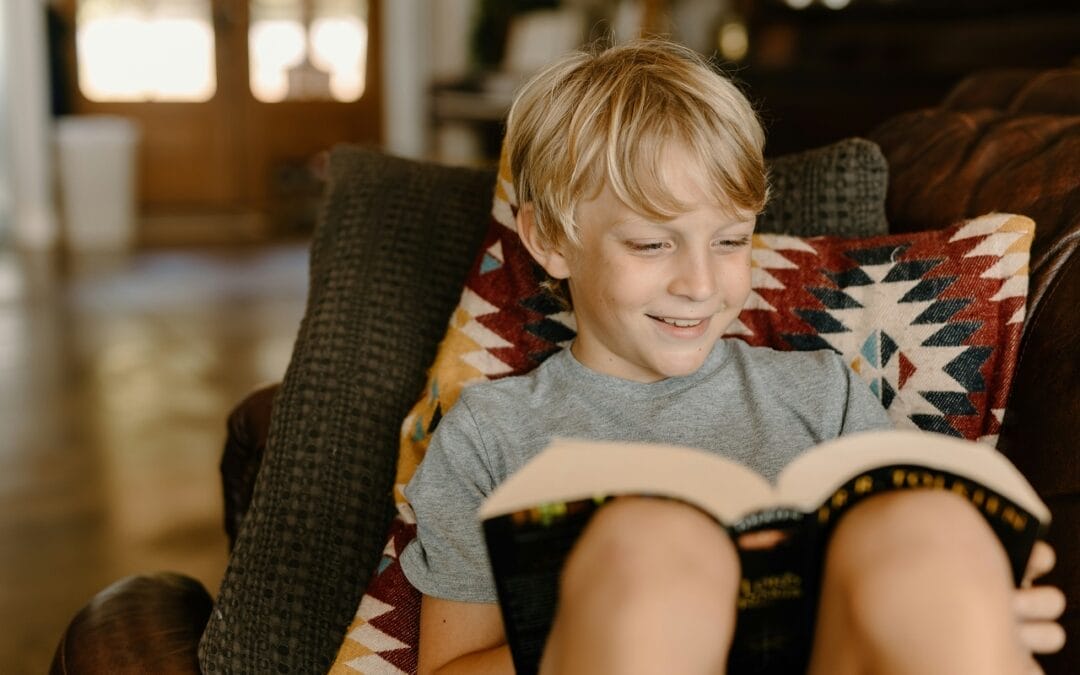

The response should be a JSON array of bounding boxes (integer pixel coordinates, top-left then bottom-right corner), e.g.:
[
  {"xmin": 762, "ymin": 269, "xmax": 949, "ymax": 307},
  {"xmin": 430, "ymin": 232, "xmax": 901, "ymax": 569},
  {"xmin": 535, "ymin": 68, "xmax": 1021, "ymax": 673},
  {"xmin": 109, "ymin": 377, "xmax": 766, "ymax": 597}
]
[
  {"xmin": 1015, "ymin": 586, "xmax": 1067, "ymax": 620},
  {"xmin": 1018, "ymin": 622, "xmax": 1067, "ymax": 654},
  {"xmin": 1023, "ymin": 542, "xmax": 1055, "ymax": 586}
]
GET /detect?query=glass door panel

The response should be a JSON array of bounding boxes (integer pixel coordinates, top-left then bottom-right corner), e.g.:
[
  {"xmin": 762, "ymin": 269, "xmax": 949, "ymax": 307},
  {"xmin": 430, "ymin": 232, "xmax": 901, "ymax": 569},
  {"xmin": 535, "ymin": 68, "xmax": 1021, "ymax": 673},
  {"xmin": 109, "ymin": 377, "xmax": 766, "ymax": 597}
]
[
  {"xmin": 75, "ymin": 0, "xmax": 216, "ymax": 102},
  {"xmin": 249, "ymin": 0, "xmax": 368, "ymax": 102}
]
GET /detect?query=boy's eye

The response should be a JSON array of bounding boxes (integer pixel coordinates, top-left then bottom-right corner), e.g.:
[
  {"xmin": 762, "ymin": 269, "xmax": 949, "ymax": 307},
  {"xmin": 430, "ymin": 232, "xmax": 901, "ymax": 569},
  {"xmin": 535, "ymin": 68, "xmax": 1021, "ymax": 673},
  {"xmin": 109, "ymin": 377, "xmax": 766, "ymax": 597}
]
[
  {"xmin": 713, "ymin": 235, "xmax": 752, "ymax": 250},
  {"xmin": 627, "ymin": 241, "xmax": 669, "ymax": 252}
]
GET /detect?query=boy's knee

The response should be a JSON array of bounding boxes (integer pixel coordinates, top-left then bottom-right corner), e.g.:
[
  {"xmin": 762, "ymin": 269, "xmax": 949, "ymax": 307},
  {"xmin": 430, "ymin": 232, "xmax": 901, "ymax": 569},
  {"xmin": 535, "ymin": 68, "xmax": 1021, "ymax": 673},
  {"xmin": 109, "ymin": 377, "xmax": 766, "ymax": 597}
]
[
  {"xmin": 812, "ymin": 491, "xmax": 1029, "ymax": 674},
  {"xmin": 824, "ymin": 489, "xmax": 1015, "ymax": 628},
  {"xmin": 543, "ymin": 499, "xmax": 741, "ymax": 674},
  {"xmin": 561, "ymin": 497, "xmax": 740, "ymax": 618},
  {"xmin": 828, "ymin": 489, "xmax": 1009, "ymax": 573}
]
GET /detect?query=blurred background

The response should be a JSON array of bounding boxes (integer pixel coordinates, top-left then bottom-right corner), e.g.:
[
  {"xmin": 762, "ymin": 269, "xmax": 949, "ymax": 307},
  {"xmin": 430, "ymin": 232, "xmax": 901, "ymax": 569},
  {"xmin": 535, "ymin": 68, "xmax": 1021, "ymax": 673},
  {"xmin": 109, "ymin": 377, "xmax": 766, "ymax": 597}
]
[{"xmin": 0, "ymin": 0, "xmax": 1076, "ymax": 672}]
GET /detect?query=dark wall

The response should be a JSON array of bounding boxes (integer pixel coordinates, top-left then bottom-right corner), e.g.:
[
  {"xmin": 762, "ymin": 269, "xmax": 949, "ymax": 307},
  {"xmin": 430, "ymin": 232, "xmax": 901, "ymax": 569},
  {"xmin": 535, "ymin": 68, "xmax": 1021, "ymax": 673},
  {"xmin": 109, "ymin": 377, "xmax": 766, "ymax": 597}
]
[{"xmin": 734, "ymin": 0, "xmax": 1080, "ymax": 155}]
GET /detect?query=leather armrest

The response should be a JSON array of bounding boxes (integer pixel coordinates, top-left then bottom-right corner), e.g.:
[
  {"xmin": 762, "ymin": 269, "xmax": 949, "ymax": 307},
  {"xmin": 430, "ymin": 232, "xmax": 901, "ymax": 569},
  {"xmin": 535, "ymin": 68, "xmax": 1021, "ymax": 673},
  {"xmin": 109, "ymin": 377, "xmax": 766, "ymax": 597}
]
[
  {"xmin": 50, "ymin": 573, "xmax": 212, "ymax": 675},
  {"xmin": 221, "ymin": 383, "xmax": 279, "ymax": 549},
  {"xmin": 997, "ymin": 253, "xmax": 1080, "ymax": 675}
]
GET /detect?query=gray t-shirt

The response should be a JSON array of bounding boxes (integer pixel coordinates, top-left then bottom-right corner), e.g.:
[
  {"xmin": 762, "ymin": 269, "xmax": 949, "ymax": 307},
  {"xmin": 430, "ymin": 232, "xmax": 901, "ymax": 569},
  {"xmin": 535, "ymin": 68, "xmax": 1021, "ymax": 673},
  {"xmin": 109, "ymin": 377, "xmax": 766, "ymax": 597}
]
[{"xmin": 400, "ymin": 340, "xmax": 891, "ymax": 603}]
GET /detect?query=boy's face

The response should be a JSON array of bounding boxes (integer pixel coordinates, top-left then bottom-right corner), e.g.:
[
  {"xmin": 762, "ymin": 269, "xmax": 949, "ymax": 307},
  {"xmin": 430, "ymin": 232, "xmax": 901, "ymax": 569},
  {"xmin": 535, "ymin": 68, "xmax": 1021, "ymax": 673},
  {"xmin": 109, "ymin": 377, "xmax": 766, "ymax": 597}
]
[{"xmin": 528, "ymin": 148, "xmax": 756, "ymax": 383}]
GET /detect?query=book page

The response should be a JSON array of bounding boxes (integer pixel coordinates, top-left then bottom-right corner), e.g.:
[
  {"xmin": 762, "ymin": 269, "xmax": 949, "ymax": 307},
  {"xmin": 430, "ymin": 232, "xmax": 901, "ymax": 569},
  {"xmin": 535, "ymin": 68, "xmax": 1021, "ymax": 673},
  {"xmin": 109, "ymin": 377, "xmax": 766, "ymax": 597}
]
[
  {"xmin": 479, "ymin": 438, "xmax": 775, "ymax": 524},
  {"xmin": 778, "ymin": 429, "xmax": 1050, "ymax": 523}
]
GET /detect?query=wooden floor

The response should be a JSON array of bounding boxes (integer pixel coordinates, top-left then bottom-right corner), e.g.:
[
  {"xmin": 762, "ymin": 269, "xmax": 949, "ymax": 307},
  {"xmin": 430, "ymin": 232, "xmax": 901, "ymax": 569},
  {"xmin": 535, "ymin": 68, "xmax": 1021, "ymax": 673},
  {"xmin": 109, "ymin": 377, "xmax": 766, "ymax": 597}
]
[{"xmin": 0, "ymin": 242, "xmax": 309, "ymax": 674}]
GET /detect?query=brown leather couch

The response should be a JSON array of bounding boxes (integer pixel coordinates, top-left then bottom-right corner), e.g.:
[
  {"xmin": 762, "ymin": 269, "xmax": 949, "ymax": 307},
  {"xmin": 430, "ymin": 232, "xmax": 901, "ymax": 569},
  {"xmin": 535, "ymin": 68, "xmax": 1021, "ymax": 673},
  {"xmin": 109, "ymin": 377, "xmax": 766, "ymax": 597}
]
[
  {"xmin": 51, "ymin": 68, "xmax": 1079, "ymax": 674},
  {"xmin": 868, "ymin": 67, "xmax": 1080, "ymax": 674}
]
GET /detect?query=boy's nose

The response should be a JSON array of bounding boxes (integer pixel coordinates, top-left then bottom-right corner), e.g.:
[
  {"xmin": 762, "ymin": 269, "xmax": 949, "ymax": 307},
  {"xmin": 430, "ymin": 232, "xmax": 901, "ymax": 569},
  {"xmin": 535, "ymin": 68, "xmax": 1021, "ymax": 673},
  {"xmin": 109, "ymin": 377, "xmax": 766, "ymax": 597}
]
[{"xmin": 668, "ymin": 251, "xmax": 718, "ymax": 301}]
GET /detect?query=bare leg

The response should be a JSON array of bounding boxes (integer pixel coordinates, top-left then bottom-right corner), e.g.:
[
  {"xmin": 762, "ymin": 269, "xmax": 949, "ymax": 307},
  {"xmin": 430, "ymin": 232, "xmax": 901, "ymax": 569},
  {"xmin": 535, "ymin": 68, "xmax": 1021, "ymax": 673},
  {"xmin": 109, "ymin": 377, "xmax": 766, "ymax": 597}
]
[
  {"xmin": 808, "ymin": 490, "xmax": 1030, "ymax": 675},
  {"xmin": 539, "ymin": 497, "xmax": 740, "ymax": 675}
]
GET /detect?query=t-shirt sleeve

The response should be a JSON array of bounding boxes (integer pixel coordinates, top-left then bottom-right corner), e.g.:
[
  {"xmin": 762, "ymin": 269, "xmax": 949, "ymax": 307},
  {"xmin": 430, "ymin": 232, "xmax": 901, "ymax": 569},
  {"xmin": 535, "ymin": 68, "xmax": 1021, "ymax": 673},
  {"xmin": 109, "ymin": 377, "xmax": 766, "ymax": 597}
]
[
  {"xmin": 399, "ymin": 397, "xmax": 500, "ymax": 603},
  {"xmin": 838, "ymin": 357, "xmax": 893, "ymax": 434}
]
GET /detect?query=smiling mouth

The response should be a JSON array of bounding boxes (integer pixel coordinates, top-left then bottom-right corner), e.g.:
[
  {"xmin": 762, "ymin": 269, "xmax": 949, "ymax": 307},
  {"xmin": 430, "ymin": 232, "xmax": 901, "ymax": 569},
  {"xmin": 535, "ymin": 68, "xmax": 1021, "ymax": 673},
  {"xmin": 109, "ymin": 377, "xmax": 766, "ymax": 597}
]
[{"xmin": 649, "ymin": 315, "xmax": 705, "ymax": 328}]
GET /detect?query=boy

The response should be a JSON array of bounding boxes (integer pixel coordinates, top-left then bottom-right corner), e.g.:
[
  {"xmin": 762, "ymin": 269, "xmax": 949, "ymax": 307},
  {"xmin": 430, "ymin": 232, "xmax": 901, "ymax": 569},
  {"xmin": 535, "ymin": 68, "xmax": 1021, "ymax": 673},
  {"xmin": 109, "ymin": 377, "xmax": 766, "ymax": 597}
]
[{"xmin": 400, "ymin": 40, "xmax": 1064, "ymax": 674}]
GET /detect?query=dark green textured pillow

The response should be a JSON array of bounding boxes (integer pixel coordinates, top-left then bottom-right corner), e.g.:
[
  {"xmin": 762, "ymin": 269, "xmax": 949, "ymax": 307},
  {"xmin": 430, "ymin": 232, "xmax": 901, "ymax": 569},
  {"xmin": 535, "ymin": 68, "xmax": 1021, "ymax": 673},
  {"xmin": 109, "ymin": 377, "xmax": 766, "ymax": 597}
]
[
  {"xmin": 759, "ymin": 138, "xmax": 889, "ymax": 237},
  {"xmin": 198, "ymin": 146, "xmax": 496, "ymax": 673}
]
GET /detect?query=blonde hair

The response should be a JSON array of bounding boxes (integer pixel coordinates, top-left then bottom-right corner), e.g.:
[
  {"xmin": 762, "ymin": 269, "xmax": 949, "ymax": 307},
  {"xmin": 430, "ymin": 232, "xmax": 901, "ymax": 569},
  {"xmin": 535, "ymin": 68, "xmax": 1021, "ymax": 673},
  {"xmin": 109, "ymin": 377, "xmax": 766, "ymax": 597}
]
[{"xmin": 505, "ymin": 39, "xmax": 768, "ymax": 249}]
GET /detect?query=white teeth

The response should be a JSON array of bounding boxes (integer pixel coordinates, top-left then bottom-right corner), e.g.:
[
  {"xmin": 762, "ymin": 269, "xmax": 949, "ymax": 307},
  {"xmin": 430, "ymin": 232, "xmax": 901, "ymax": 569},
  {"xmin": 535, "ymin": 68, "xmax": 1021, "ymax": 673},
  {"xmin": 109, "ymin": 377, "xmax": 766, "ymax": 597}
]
[{"xmin": 660, "ymin": 317, "xmax": 701, "ymax": 328}]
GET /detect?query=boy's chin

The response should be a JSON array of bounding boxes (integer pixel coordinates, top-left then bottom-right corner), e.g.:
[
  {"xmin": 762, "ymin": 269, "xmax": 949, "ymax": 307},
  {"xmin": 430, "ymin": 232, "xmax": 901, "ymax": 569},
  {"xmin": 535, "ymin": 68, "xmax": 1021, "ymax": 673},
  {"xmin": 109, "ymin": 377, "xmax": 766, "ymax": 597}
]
[{"xmin": 655, "ymin": 350, "xmax": 716, "ymax": 379}]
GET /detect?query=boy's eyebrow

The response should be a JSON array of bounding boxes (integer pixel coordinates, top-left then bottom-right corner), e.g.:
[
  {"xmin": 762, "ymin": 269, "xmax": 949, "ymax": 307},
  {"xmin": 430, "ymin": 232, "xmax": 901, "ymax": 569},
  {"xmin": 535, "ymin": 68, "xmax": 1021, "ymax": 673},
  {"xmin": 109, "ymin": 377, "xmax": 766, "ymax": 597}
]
[
  {"xmin": 721, "ymin": 216, "xmax": 757, "ymax": 228},
  {"xmin": 612, "ymin": 217, "xmax": 756, "ymax": 235},
  {"xmin": 610, "ymin": 214, "xmax": 650, "ymax": 228}
]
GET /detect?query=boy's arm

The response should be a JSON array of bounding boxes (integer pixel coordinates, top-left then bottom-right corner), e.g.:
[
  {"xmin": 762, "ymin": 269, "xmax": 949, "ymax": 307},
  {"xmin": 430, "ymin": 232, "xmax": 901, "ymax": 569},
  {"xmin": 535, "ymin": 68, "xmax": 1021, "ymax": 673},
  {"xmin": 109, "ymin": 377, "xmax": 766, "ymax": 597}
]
[{"xmin": 417, "ymin": 594, "xmax": 512, "ymax": 675}]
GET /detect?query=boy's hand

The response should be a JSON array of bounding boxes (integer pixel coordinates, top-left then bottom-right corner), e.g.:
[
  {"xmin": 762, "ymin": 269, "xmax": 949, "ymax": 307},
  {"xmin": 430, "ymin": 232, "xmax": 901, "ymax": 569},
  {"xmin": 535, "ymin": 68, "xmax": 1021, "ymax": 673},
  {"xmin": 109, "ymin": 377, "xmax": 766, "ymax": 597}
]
[{"xmin": 1016, "ymin": 541, "xmax": 1066, "ymax": 668}]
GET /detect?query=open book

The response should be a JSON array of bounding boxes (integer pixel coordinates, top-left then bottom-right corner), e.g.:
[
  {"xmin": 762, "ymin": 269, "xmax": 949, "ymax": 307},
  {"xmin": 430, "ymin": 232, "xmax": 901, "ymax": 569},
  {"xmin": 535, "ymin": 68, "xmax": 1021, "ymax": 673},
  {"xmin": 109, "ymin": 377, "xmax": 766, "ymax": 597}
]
[{"xmin": 479, "ymin": 429, "xmax": 1050, "ymax": 675}]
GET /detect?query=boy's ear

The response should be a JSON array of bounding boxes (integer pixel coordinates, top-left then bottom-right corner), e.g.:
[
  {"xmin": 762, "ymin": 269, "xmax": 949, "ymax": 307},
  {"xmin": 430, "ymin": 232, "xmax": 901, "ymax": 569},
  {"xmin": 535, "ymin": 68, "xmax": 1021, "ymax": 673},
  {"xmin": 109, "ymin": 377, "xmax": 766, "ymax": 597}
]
[{"xmin": 516, "ymin": 202, "xmax": 571, "ymax": 280}]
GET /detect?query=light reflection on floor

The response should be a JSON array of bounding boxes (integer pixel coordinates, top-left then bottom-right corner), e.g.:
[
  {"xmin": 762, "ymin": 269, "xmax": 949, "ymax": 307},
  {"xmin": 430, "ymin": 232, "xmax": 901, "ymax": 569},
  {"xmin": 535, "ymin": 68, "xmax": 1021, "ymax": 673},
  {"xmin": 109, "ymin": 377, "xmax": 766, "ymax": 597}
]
[{"xmin": 0, "ymin": 242, "xmax": 308, "ymax": 674}]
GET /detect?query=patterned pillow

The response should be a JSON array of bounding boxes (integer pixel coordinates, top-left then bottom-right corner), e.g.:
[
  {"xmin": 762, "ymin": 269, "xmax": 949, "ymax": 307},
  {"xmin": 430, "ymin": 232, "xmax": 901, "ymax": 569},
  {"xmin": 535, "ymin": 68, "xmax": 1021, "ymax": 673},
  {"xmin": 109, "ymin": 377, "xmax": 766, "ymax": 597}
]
[
  {"xmin": 729, "ymin": 213, "xmax": 1031, "ymax": 442},
  {"xmin": 328, "ymin": 158, "xmax": 1032, "ymax": 674}
]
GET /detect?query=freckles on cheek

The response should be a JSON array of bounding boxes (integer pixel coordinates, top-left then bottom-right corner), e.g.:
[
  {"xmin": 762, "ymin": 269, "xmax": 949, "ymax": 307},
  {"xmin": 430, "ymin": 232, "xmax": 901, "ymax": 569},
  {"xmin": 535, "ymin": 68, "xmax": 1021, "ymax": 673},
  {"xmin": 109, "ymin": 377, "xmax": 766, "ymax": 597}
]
[
  {"xmin": 730, "ymin": 261, "xmax": 752, "ymax": 285},
  {"xmin": 600, "ymin": 291, "xmax": 621, "ymax": 316}
]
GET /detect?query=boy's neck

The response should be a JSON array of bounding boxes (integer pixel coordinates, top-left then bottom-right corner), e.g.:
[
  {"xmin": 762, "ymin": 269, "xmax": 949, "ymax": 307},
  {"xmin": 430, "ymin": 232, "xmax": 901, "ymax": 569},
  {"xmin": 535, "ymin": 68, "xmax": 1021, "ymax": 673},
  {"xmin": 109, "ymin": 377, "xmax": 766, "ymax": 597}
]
[{"xmin": 566, "ymin": 338, "xmax": 728, "ymax": 384}]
